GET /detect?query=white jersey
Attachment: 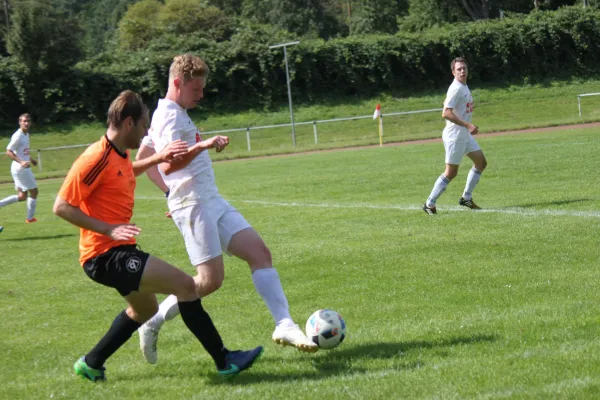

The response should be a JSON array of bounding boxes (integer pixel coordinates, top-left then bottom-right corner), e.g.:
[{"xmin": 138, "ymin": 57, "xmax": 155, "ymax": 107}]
[
  {"xmin": 442, "ymin": 79, "xmax": 473, "ymax": 141},
  {"xmin": 148, "ymin": 98, "xmax": 219, "ymax": 210},
  {"xmin": 6, "ymin": 129, "xmax": 31, "ymax": 174}
]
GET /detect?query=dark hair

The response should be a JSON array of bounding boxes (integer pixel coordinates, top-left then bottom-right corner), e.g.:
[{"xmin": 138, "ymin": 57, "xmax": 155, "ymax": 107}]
[
  {"xmin": 107, "ymin": 90, "xmax": 148, "ymax": 128},
  {"xmin": 450, "ymin": 57, "xmax": 468, "ymax": 71}
]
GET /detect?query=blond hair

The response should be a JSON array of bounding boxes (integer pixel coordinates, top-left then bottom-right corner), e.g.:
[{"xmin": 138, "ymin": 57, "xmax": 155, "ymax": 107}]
[
  {"xmin": 169, "ymin": 54, "xmax": 209, "ymax": 83},
  {"xmin": 19, "ymin": 113, "xmax": 31, "ymax": 122},
  {"xmin": 106, "ymin": 90, "xmax": 148, "ymax": 128}
]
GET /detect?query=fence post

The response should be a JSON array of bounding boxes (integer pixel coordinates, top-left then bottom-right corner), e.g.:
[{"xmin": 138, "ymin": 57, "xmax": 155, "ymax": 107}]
[
  {"xmin": 578, "ymin": 95, "xmax": 582, "ymax": 117},
  {"xmin": 37, "ymin": 150, "xmax": 42, "ymax": 172},
  {"xmin": 313, "ymin": 121, "xmax": 318, "ymax": 144},
  {"xmin": 380, "ymin": 115, "xmax": 384, "ymax": 145},
  {"xmin": 246, "ymin": 128, "xmax": 251, "ymax": 151}
]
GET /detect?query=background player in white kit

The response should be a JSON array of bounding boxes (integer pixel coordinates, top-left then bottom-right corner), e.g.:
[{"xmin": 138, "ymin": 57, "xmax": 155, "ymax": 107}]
[
  {"xmin": 0, "ymin": 113, "xmax": 39, "ymax": 223},
  {"xmin": 423, "ymin": 57, "xmax": 488, "ymax": 215},
  {"xmin": 136, "ymin": 54, "xmax": 317, "ymax": 364}
]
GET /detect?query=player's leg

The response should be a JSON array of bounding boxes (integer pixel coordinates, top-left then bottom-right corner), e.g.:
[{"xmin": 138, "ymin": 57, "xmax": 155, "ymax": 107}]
[
  {"xmin": 460, "ymin": 137, "xmax": 486, "ymax": 209},
  {"xmin": 26, "ymin": 187, "xmax": 38, "ymax": 222},
  {"xmin": 75, "ymin": 246, "xmax": 158, "ymax": 381},
  {"xmin": 424, "ymin": 138, "xmax": 463, "ymax": 214},
  {"xmin": 15, "ymin": 168, "xmax": 37, "ymax": 222},
  {"xmin": 75, "ymin": 291, "xmax": 158, "ymax": 382},
  {"xmin": 139, "ymin": 203, "xmax": 226, "ymax": 362},
  {"xmin": 140, "ymin": 255, "xmax": 262, "ymax": 374},
  {"xmin": 222, "ymin": 207, "xmax": 317, "ymax": 352},
  {"xmin": 0, "ymin": 174, "xmax": 25, "ymax": 208}
]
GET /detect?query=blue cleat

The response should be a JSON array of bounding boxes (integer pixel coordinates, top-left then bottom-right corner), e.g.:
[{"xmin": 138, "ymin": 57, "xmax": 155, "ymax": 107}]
[{"xmin": 217, "ymin": 346, "xmax": 263, "ymax": 376}]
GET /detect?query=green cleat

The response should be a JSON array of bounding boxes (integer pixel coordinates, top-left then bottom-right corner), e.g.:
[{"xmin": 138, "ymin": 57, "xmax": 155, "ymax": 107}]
[{"xmin": 74, "ymin": 356, "xmax": 106, "ymax": 382}]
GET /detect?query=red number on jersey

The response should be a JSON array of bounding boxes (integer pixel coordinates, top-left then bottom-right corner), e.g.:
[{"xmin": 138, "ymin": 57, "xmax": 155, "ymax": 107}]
[{"xmin": 196, "ymin": 132, "xmax": 202, "ymax": 143}]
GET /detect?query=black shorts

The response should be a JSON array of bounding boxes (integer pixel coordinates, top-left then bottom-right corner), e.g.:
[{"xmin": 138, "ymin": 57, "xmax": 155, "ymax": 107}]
[{"xmin": 83, "ymin": 245, "xmax": 150, "ymax": 296}]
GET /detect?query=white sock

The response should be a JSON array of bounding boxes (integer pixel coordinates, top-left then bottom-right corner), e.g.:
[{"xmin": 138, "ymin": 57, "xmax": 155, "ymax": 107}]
[
  {"xmin": 462, "ymin": 168, "xmax": 482, "ymax": 200},
  {"xmin": 252, "ymin": 268, "xmax": 293, "ymax": 327},
  {"xmin": 426, "ymin": 174, "xmax": 451, "ymax": 207},
  {"xmin": 147, "ymin": 294, "xmax": 180, "ymax": 329},
  {"xmin": 26, "ymin": 198, "xmax": 37, "ymax": 220},
  {"xmin": 0, "ymin": 195, "xmax": 18, "ymax": 208}
]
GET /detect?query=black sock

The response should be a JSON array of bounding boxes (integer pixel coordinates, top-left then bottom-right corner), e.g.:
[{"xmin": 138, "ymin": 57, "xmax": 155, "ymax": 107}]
[
  {"xmin": 85, "ymin": 310, "xmax": 141, "ymax": 369},
  {"xmin": 178, "ymin": 299, "xmax": 227, "ymax": 369}
]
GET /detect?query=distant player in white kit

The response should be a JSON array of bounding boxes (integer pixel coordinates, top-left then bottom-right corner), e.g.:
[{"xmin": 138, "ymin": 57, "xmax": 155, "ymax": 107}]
[
  {"xmin": 423, "ymin": 57, "xmax": 488, "ymax": 215},
  {"xmin": 0, "ymin": 113, "xmax": 39, "ymax": 223},
  {"xmin": 135, "ymin": 54, "xmax": 317, "ymax": 364}
]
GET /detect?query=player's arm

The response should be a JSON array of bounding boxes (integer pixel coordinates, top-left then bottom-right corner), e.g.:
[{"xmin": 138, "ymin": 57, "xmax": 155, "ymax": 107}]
[
  {"xmin": 53, "ymin": 195, "xmax": 140, "ymax": 240},
  {"xmin": 160, "ymin": 135, "xmax": 229, "ymax": 176},
  {"xmin": 135, "ymin": 143, "xmax": 169, "ymax": 193},
  {"xmin": 442, "ymin": 88, "xmax": 478, "ymax": 135},
  {"xmin": 132, "ymin": 140, "xmax": 189, "ymax": 177},
  {"xmin": 5, "ymin": 149, "xmax": 29, "ymax": 167},
  {"xmin": 5, "ymin": 135, "xmax": 30, "ymax": 168}
]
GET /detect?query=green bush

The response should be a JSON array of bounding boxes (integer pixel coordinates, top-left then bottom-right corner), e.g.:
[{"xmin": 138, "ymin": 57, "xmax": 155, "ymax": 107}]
[{"xmin": 2, "ymin": 6, "xmax": 600, "ymax": 122}]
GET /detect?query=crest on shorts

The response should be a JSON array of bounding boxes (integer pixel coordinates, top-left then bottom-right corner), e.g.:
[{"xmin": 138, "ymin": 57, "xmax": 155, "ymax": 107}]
[{"xmin": 126, "ymin": 256, "xmax": 142, "ymax": 273}]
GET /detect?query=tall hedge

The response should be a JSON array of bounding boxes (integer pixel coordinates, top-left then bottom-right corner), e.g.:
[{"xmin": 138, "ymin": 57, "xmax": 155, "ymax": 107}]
[{"xmin": 2, "ymin": 6, "xmax": 600, "ymax": 124}]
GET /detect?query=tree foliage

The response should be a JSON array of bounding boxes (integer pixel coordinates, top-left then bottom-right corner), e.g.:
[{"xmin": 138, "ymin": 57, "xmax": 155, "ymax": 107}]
[{"xmin": 118, "ymin": 0, "xmax": 162, "ymax": 51}]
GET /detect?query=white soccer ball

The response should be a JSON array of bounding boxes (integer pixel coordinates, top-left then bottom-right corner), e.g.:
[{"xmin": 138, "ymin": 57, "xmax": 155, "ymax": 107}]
[{"xmin": 305, "ymin": 309, "xmax": 346, "ymax": 350}]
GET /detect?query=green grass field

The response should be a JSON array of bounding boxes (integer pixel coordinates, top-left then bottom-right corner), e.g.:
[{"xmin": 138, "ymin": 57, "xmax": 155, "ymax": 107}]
[
  {"xmin": 2, "ymin": 77, "xmax": 600, "ymax": 182},
  {"xmin": 1, "ymin": 127, "xmax": 600, "ymax": 399}
]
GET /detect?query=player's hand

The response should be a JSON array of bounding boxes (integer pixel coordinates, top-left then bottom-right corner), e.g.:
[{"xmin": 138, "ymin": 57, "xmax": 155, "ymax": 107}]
[
  {"xmin": 165, "ymin": 211, "xmax": 172, "ymax": 218},
  {"xmin": 204, "ymin": 135, "xmax": 229, "ymax": 153},
  {"xmin": 107, "ymin": 224, "xmax": 141, "ymax": 240},
  {"xmin": 159, "ymin": 140, "xmax": 189, "ymax": 162},
  {"xmin": 20, "ymin": 161, "xmax": 31, "ymax": 168},
  {"xmin": 30, "ymin": 159, "xmax": 38, "ymax": 167},
  {"xmin": 467, "ymin": 123, "xmax": 479, "ymax": 135}
]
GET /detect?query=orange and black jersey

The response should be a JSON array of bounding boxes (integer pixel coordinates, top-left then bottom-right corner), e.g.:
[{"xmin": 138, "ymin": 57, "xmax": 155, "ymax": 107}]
[{"xmin": 58, "ymin": 136, "xmax": 136, "ymax": 265}]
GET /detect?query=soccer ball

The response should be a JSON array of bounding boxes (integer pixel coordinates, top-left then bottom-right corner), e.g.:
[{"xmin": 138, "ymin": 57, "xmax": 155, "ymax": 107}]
[{"xmin": 305, "ymin": 309, "xmax": 346, "ymax": 350}]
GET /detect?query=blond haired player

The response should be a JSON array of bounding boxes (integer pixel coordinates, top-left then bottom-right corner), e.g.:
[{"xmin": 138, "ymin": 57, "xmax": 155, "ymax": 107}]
[
  {"xmin": 0, "ymin": 113, "xmax": 39, "ymax": 222},
  {"xmin": 136, "ymin": 54, "xmax": 317, "ymax": 364},
  {"xmin": 423, "ymin": 57, "xmax": 488, "ymax": 215}
]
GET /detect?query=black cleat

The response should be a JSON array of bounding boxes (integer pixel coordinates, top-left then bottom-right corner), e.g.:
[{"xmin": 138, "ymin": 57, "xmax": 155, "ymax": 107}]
[
  {"xmin": 422, "ymin": 203, "xmax": 437, "ymax": 215},
  {"xmin": 459, "ymin": 197, "xmax": 481, "ymax": 210}
]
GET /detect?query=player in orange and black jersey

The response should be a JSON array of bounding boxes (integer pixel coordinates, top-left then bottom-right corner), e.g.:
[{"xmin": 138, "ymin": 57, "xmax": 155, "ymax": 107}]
[{"xmin": 54, "ymin": 90, "xmax": 263, "ymax": 382}]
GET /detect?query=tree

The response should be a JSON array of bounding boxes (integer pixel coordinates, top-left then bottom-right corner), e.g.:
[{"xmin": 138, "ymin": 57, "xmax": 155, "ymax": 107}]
[
  {"xmin": 242, "ymin": 0, "xmax": 345, "ymax": 38},
  {"xmin": 6, "ymin": 1, "xmax": 83, "ymax": 72},
  {"xmin": 80, "ymin": 0, "xmax": 138, "ymax": 55},
  {"xmin": 398, "ymin": 0, "xmax": 468, "ymax": 31},
  {"xmin": 159, "ymin": 0, "xmax": 233, "ymax": 41},
  {"xmin": 4, "ymin": 0, "xmax": 84, "ymax": 119},
  {"xmin": 457, "ymin": 0, "xmax": 498, "ymax": 19},
  {"xmin": 350, "ymin": 0, "xmax": 408, "ymax": 34},
  {"xmin": 118, "ymin": 0, "xmax": 162, "ymax": 51}
]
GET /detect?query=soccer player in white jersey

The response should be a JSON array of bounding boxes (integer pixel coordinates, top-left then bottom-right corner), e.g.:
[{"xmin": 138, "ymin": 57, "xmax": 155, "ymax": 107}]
[
  {"xmin": 135, "ymin": 54, "xmax": 317, "ymax": 364},
  {"xmin": 0, "ymin": 113, "xmax": 39, "ymax": 223},
  {"xmin": 423, "ymin": 57, "xmax": 488, "ymax": 215}
]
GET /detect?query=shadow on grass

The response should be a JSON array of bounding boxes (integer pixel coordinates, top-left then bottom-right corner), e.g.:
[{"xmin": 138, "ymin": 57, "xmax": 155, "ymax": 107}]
[
  {"xmin": 504, "ymin": 198, "xmax": 593, "ymax": 209},
  {"xmin": 207, "ymin": 333, "xmax": 498, "ymax": 385},
  {"xmin": 1, "ymin": 233, "xmax": 76, "ymax": 241}
]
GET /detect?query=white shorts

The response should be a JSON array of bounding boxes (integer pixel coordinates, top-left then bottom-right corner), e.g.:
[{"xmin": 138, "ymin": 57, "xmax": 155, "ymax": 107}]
[
  {"xmin": 12, "ymin": 168, "xmax": 37, "ymax": 191},
  {"xmin": 171, "ymin": 196, "xmax": 251, "ymax": 266},
  {"xmin": 443, "ymin": 135, "xmax": 481, "ymax": 165}
]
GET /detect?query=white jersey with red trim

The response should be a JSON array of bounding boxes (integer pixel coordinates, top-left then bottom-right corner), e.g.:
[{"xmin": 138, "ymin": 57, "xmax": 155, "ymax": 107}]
[
  {"xmin": 6, "ymin": 129, "xmax": 31, "ymax": 173},
  {"xmin": 148, "ymin": 98, "xmax": 219, "ymax": 210},
  {"xmin": 442, "ymin": 79, "xmax": 474, "ymax": 141}
]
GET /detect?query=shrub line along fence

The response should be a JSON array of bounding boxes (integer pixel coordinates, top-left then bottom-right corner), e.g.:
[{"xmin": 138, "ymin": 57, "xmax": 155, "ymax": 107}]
[{"xmin": 12, "ymin": 107, "xmax": 442, "ymax": 172}]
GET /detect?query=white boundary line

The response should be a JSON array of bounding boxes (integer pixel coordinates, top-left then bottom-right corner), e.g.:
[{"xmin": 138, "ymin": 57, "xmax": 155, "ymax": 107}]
[{"xmin": 135, "ymin": 197, "xmax": 600, "ymax": 218}]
